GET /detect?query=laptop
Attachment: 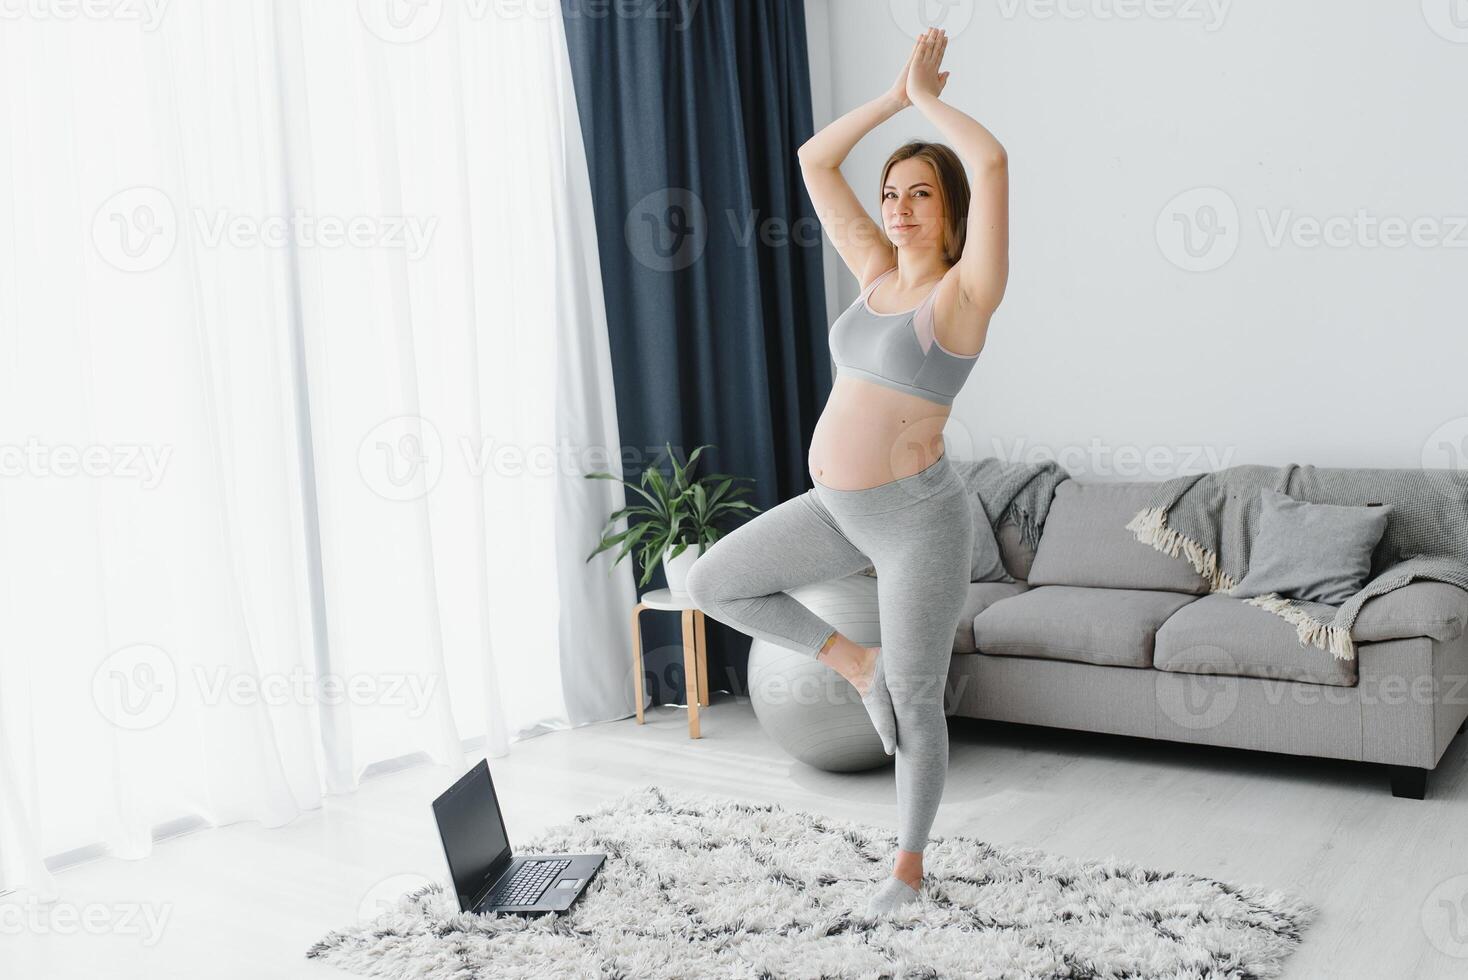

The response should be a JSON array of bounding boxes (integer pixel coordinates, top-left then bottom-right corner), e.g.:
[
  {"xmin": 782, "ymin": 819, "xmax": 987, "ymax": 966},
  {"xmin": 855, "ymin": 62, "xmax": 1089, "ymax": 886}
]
[{"xmin": 431, "ymin": 759, "xmax": 605, "ymax": 916}]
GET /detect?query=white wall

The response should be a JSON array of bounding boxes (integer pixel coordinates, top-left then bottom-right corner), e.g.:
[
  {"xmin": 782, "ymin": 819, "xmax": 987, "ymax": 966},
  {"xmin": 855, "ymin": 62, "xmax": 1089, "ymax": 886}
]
[{"xmin": 804, "ymin": 0, "xmax": 1468, "ymax": 479}]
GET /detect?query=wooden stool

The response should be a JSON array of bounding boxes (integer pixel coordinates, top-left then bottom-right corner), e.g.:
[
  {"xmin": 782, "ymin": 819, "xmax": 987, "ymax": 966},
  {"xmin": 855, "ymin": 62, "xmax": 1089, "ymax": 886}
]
[{"xmin": 630, "ymin": 588, "xmax": 710, "ymax": 738}]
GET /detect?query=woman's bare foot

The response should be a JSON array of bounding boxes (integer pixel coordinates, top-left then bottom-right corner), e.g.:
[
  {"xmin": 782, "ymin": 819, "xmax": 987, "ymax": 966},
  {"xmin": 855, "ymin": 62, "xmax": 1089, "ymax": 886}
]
[
  {"xmin": 816, "ymin": 634, "xmax": 879, "ymax": 695},
  {"xmin": 893, "ymin": 849, "xmax": 923, "ymax": 890}
]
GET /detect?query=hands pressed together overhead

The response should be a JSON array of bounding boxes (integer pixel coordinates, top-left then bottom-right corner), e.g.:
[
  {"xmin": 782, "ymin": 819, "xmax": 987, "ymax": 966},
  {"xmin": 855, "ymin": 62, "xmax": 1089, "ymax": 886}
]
[{"xmin": 888, "ymin": 27, "xmax": 951, "ymax": 109}]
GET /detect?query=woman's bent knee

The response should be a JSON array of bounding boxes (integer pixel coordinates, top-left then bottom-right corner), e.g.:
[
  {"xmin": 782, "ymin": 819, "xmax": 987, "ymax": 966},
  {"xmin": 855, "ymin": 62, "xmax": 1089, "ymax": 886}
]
[{"xmin": 684, "ymin": 553, "xmax": 720, "ymax": 610}]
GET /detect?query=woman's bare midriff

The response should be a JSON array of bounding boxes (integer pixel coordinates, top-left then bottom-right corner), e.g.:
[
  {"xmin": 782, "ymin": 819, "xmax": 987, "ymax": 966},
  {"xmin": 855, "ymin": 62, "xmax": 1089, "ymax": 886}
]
[{"xmin": 808, "ymin": 375, "xmax": 951, "ymax": 490}]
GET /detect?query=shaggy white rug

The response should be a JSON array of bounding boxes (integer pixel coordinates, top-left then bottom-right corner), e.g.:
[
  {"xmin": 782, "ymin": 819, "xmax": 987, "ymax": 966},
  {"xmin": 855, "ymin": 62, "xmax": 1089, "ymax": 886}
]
[{"xmin": 308, "ymin": 784, "xmax": 1317, "ymax": 979}]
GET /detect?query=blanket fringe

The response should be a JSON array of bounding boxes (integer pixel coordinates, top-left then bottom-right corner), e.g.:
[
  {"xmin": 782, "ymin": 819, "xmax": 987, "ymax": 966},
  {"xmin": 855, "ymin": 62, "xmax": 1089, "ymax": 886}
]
[
  {"xmin": 1124, "ymin": 507, "xmax": 1238, "ymax": 593},
  {"xmin": 1127, "ymin": 506, "xmax": 1358, "ymax": 662},
  {"xmin": 1242, "ymin": 594, "xmax": 1358, "ymax": 662}
]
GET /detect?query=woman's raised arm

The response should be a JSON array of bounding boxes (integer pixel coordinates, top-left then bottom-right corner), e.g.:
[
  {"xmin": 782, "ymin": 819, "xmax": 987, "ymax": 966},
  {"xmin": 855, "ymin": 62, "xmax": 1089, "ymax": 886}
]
[
  {"xmin": 908, "ymin": 28, "xmax": 1009, "ymax": 318},
  {"xmin": 796, "ymin": 41, "xmax": 931, "ymax": 286}
]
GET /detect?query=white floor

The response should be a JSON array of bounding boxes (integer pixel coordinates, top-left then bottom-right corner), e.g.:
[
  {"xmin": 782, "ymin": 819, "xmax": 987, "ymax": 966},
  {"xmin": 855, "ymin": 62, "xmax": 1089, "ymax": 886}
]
[{"xmin": 5, "ymin": 694, "xmax": 1467, "ymax": 979}]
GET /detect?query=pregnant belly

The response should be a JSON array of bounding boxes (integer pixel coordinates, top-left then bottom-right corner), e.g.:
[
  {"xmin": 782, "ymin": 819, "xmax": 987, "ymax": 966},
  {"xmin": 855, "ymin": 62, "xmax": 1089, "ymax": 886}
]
[{"xmin": 808, "ymin": 376, "xmax": 952, "ymax": 490}]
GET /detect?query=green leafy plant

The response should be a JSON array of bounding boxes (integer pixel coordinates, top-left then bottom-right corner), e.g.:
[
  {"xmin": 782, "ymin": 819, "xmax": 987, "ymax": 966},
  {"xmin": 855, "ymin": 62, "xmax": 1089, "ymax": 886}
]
[{"xmin": 584, "ymin": 442, "xmax": 761, "ymax": 588}]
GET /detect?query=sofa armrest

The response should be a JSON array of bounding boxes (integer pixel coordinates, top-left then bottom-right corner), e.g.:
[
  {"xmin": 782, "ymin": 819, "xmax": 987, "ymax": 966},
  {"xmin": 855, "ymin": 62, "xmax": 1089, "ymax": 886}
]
[{"xmin": 1353, "ymin": 581, "xmax": 1468, "ymax": 644}]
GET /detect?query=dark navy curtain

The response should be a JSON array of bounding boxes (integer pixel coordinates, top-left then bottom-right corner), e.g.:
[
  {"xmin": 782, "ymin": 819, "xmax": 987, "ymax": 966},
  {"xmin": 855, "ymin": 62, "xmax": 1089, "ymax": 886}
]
[{"xmin": 561, "ymin": 0, "xmax": 830, "ymax": 708}]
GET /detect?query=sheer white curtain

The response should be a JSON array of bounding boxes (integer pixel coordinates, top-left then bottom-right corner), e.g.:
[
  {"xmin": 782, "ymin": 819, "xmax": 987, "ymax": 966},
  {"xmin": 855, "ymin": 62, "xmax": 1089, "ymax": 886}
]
[{"xmin": 0, "ymin": 0, "xmax": 633, "ymax": 899}]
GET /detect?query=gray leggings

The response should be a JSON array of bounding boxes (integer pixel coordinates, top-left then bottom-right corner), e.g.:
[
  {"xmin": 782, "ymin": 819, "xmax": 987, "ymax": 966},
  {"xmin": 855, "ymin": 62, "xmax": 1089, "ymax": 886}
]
[{"xmin": 684, "ymin": 453, "xmax": 974, "ymax": 852}]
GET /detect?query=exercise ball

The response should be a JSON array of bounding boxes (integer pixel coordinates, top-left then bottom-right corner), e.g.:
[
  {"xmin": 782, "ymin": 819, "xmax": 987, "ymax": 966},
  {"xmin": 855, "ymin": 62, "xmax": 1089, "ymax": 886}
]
[{"xmin": 747, "ymin": 572, "xmax": 890, "ymax": 771}]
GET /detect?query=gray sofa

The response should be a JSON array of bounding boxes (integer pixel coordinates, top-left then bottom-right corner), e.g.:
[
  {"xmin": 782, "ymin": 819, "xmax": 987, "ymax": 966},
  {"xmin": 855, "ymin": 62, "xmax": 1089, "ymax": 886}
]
[{"xmin": 798, "ymin": 478, "xmax": 1468, "ymax": 799}]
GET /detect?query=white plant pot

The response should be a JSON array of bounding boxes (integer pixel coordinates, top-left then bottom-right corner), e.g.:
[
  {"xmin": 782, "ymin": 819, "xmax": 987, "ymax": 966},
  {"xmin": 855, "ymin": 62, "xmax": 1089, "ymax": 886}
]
[{"xmin": 662, "ymin": 543, "xmax": 703, "ymax": 596}]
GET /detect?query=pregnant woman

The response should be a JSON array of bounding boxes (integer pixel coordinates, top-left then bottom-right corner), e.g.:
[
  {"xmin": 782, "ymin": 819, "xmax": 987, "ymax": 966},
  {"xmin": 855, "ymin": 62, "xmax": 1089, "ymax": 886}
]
[{"xmin": 685, "ymin": 27, "xmax": 1008, "ymax": 916}]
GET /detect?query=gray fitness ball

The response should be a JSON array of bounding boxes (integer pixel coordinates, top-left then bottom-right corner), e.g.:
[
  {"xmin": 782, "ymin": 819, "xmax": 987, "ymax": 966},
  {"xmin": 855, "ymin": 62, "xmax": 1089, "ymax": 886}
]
[{"xmin": 747, "ymin": 573, "xmax": 891, "ymax": 772}]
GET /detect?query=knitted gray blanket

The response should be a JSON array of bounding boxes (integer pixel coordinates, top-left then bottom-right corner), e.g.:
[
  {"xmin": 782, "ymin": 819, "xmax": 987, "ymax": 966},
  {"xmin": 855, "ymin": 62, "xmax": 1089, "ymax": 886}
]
[
  {"xmin": 1124, "ymin": 463, "xmax": 1468, "ymax": 661},
  {"xmin": 949, "ymin": 456, "xmax": 1070, "ymax": 550}
]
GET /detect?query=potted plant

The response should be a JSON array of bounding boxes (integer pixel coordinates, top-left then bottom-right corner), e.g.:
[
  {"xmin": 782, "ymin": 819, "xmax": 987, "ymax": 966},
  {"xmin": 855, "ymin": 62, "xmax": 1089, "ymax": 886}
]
[{"xmin": 584, "ymin": 442, "xmax": 761, "ymax": 594}]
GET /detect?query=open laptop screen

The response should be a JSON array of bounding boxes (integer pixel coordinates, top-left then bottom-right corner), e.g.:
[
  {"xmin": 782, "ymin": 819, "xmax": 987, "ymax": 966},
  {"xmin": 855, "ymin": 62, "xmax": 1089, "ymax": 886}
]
[{"xmin": 432, "ymin": 759, "xmax": 512, "ymax": 911}]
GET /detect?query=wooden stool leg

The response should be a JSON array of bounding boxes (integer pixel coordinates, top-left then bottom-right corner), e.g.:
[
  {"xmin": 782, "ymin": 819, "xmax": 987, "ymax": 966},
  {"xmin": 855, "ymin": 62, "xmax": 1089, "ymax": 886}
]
[
  {"xmin": 631, "ymin": 603, "xmax": 647, "ymax": 724},
  {"xmin": 682, "ymin": 608, "xmax": 701, "ymax": 739},
  {"xmin": 695, "ymin": 610, "xmax": 710, "ymax": 707}
]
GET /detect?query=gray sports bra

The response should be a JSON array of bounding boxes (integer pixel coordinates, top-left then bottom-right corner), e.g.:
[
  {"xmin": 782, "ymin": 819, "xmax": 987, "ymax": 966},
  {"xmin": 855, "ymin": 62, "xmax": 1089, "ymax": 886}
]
[{"xmin": 828, "ymin": 266, "xmax": 980, "ymax": 407}]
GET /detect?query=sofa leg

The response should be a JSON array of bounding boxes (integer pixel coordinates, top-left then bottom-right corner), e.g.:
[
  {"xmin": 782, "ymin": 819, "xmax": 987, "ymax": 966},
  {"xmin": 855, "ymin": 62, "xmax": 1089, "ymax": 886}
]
[{"xmin": 1388, "ymin": 765, "xmax": 1428, "ymax": 800}]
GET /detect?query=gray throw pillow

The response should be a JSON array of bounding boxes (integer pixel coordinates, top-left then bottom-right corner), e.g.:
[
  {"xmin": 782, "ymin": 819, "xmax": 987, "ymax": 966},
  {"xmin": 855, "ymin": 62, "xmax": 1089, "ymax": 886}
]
[{"xmin": 1229, "ymin": 488, "xmax": 1392, "ymax": 605}]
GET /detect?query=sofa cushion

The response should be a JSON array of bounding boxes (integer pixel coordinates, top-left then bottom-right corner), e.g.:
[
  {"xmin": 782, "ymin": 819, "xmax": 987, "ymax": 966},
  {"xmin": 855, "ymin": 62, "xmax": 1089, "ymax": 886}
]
[
  {"xmin": 972, "ymin": 585, "xmax": 1198, "ymax": 668},
  {"xmin": 1026, "ymin": 481, "xmax": 1209, "ymax": 594},
  {"xmin": 1155, "ymin": 593, "xmax": 1357, "ymax": 687},
  {"xmin": 953, "ymin": 582, "xmax": 1029, "ymax": 653},
  {"xmin": 1352, "ymin": 581, "xmax": 1468, "ymax": 644}
]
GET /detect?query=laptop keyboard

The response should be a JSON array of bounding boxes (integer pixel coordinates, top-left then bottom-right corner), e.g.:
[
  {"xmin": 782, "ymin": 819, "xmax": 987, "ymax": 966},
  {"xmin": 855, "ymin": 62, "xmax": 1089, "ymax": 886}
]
[{"xmin": 489, "ymin": 858, "xmax": 572, "ymax": 906}]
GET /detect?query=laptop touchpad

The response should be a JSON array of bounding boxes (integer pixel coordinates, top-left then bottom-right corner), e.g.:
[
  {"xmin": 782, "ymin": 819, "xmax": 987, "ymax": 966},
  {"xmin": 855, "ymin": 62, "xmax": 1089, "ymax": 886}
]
[{"xmin": 556, "ymin": 878, "xmax": 582, "ymax": 890}]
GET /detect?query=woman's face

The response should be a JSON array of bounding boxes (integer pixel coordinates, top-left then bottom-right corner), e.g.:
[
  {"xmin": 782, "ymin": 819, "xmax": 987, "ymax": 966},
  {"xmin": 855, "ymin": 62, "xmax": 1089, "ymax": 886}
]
[{"xmin": 882, "ymin": 158, "xmax": 944, "ymax": 249}]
